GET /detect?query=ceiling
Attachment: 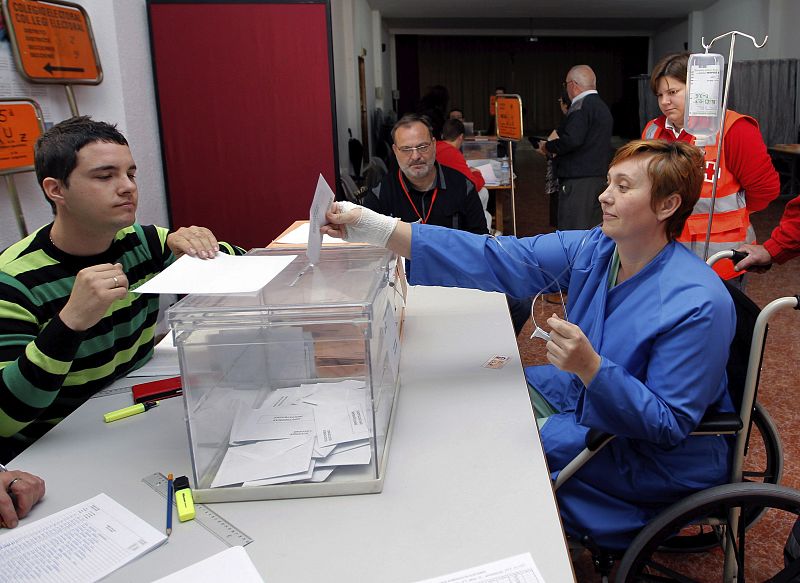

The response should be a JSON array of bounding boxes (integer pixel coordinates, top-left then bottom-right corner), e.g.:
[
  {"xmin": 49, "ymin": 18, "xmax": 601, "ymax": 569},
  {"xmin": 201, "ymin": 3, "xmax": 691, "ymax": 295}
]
[{"xmin": 373, "ymin": 0, "xmax": 718, "ymax": 33}]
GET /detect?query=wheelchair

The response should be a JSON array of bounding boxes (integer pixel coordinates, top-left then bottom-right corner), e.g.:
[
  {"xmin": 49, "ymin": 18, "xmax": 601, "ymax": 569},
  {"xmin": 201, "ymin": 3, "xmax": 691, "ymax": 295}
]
[{"xmin": 553, "ymin": 250, "xmax": 800, "ymax": 582}]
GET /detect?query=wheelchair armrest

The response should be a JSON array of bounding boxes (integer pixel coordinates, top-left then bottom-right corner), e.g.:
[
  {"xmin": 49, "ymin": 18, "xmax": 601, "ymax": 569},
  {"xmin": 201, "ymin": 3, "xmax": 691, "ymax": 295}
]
[
  {"xmin": 691, "ymin": 412, "xmax": 743, "ymax": 435},
  {"xmin": 556, "ymin": 415, "xmax": 741, "ymax": 492},
  {"xmin": 586, "ymin": 429, "xmax": 614, "ymax": 451},
  {"xmin": 555, "ymin": 431, "xmax": 617, "ymax": 491}
]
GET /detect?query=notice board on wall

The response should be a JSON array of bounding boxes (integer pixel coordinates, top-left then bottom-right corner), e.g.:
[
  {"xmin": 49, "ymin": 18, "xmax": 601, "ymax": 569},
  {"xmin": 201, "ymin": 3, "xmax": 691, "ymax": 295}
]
[{"xmin": 147, "ymin": 0, "xmax": 338, "ymax": 250}]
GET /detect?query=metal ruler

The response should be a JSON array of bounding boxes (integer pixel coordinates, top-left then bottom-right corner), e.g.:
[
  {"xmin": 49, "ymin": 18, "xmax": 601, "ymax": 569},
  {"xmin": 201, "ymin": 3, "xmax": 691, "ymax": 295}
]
[
  {"xmin": 142, "ymin": 472, "xmax": 253, "ymax": 547},
  {"xmin": 90, "ymin": 384, "xmax": 133, "ymax": 399}
]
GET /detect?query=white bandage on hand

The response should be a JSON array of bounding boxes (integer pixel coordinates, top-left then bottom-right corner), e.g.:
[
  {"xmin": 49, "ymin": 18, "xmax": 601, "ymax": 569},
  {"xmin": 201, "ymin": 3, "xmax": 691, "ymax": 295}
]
[{"xmin": 336, "ymin": 201, "xmax": 399, "ymax": 248}]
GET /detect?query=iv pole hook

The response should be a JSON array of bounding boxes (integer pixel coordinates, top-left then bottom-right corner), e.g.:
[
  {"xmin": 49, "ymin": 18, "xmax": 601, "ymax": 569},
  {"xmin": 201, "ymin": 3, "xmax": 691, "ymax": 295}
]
[{"xmin": 701, "ymin": 31, "xmax": 768, "ymax": 52}]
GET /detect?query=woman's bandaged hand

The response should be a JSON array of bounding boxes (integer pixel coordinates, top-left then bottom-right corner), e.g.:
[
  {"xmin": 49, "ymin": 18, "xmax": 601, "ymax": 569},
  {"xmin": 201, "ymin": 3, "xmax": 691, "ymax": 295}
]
[{"xmin": 323, "ymin": 201, "xmax": 398, "ymax": 248}]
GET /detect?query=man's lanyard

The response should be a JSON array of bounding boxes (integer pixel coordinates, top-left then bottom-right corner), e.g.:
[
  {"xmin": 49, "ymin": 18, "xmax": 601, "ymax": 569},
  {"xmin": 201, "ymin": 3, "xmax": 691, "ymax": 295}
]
[{"xmin": 398, "ymin": 169, "xmax": 438, "ymax": 224}]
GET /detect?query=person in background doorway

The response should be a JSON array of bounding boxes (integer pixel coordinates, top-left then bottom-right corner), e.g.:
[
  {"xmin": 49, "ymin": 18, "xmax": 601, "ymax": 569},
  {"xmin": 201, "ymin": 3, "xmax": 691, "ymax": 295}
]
[
  {"xmin": 540, "ymin": 88, "xmax": 573, "ymax": 228},
  {"xmin": 416, "ymin": 85, "xmax": 450, "ymax": 140},
  {"xmin": 487, "ymin": 86, "xmax": 506, "ymax": 136},
  {"xmin": 448, "ymin": 108, "xmax": 464, "ymax": 121}
]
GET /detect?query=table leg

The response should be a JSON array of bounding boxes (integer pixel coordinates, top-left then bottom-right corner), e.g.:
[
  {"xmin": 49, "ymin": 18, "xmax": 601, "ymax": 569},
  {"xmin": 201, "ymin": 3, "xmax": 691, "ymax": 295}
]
[{"xmin": 495, "ymin": 192, "xmax": 504, "ymax": 235}]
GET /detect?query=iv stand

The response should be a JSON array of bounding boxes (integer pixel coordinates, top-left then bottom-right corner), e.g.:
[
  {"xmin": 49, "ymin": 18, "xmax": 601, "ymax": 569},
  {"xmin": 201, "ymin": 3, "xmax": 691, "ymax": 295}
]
[
  {"xmin": 699, "ymin": 31, "xmax": 768, "ymax": 262},
  {"xmin": 699, "ymin": 35, "xmax": 768, "ymax": 583}
]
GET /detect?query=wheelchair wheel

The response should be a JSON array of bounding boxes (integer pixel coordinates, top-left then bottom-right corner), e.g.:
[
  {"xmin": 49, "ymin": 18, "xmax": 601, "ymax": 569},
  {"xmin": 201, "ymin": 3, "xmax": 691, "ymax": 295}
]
[
  {"xmin": 658, "ymin": 403, "xmax": 784, "ymax": 553},
  {"xmin": 742, "ymin": 402, "xmax": 783, "ymax": 485},
  {"xmin": 616, "ymin": 482, "xmax": 800, "ymax": 583}
]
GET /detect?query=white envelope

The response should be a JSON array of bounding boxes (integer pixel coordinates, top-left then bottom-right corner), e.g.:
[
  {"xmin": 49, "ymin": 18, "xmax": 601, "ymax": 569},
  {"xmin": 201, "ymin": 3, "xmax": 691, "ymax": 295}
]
[
  {"xmin": 133, "ymin": 253, "xmax": 296, "ymax": 295},
  {"xmin": 300, "ymin": 379, "xmax": 366, "ymax": 406},
  {"xmin": 263, "ymin": 386, "xmax": 318, "ymax": 408},
  {"xmin": 230, "ymin": 404, "xmax": 315, "ymax": 444},
  {"xmin": 308, "ymin": 467, "xmax": 335, "ymax": 482},
  {"xmin": 315, "ymin": 442, "xmax": 372, "ymax": 468},
  {"xmin": 313, "ymin": 400, "xmax": 371, "ymax": 447},
  {"xmin": 307, "ymin": 174, "xmax": 335, "ymax": 265},
  {"xmin": 242, "ymin": 458, "xmax": 315, "ymax": 487},
  {"xmin": 211, "ymin": 437, "xmax": 314, "ymax": 487}
]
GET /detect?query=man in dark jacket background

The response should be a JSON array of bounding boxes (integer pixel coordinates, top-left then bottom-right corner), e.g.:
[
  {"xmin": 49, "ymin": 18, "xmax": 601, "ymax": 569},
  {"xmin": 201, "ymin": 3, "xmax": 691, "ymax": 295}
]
[{"xmin": 537, "ymin": 65, "xmax": 613, "ymax": 230}]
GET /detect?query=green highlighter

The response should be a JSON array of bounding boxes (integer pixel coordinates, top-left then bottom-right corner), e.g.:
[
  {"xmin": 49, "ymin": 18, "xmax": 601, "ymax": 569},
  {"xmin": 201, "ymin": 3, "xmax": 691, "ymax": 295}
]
[
  {"xmin": 103, "ymin": 401, "xmax": 158, "ymax": 423},
  {"xmin": 174, "ymin": 475, "xmax": 196, "ymax": 522}
]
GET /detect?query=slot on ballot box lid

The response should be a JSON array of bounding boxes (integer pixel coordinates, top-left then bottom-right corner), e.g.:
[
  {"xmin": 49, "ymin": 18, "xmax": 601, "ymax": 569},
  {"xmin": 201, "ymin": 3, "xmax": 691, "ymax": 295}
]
[{"xmin": 167, "ymin": 247, "xmax": 406, "ymax": 503}]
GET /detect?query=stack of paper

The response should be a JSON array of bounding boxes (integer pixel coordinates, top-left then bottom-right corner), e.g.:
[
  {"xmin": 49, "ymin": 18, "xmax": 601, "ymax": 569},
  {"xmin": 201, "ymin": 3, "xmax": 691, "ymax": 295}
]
[
  {"xmin": 413, "ymin": 553, "xmax": 545, "ymax": 583},
  {"xmin": 210, "ymin": 379, "xmax": 373, "ymax": 487},
  {"xmin": 133, "ymin": 253, "xmax": 297, "ymax": 295},
  {"xmin": 473, "ymin": 162, "xmax": 499, "ymax": 185},
  {"xmin": 0, "ymin": 493, "xmax": 166, "ymax": 583}
]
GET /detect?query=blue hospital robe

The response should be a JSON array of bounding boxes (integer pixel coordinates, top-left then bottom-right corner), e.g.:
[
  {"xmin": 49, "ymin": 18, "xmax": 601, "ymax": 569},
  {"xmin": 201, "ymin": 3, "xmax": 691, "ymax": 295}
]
[{"xmin": 409, "ymin": 224, "xmax": 736, "ymax": 550}]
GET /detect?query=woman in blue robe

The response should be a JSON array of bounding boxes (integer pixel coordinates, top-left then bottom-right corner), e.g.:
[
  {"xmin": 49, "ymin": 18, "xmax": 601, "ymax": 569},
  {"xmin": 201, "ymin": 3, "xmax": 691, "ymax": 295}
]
[{"xmin": 322, "ymin": 139, "xmax": 736, "ymax": 551}]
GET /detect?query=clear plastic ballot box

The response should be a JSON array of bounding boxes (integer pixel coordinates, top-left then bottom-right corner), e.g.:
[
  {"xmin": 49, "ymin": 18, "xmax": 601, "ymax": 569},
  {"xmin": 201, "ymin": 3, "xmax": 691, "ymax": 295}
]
[
  {"xmin": 167, "ymin": 247, "xmax": 406, "ymax": 502},
  {"xmin": 462, "ymin": 139, "xmax": 499, "ymax": 161}
]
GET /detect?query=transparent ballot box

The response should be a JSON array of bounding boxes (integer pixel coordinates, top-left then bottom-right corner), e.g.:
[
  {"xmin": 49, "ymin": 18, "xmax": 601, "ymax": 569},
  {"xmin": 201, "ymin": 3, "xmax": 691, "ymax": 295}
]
[
  {"xmin": 167, "ymin": 247, "xmax": 406, "ymax": 502},
  {"xmin": 462, "ymin": 139, "xmax": 499, "ymax": 161}
]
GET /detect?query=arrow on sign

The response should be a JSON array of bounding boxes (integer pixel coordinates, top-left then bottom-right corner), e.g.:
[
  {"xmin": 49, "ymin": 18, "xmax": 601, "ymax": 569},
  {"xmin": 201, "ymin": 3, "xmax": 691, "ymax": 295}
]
[{"xmin": 43, "ymin": 63, "xmax": 86, "ymax": 75}]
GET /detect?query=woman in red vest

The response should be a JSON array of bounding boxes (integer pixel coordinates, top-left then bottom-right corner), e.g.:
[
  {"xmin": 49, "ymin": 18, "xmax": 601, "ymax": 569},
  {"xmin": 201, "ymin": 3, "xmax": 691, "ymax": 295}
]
[{"xmin": 642, "ymin": 52, "xmax": 780, "ymax": 283}]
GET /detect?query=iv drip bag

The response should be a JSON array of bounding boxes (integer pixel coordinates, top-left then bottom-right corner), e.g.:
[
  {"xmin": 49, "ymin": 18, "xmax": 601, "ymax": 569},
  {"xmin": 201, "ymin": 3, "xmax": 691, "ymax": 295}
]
[{"xmin": 684, "ymin": 53, "xmax": 724, "ymax": 145}]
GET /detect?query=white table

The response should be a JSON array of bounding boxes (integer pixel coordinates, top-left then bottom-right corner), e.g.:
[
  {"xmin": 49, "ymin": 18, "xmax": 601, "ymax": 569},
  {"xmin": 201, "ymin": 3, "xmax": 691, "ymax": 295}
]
[{"xmin": 9, "ymin": 286, "xmax": 574, "ymax": 583}]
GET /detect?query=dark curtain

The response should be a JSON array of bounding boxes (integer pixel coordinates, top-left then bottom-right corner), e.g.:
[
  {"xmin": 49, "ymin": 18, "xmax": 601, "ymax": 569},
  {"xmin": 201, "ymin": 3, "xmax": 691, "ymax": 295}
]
[
  {"xmin": 397, "ymin": 35, "xmax": 648, "ymax": 139},
  {"xmin": 728, "ymin": 59, "xmax": 800, "ymax": 145},
  {"xmin": 637, "ymin": 75, "xmax": 660, "ymax": 135}
]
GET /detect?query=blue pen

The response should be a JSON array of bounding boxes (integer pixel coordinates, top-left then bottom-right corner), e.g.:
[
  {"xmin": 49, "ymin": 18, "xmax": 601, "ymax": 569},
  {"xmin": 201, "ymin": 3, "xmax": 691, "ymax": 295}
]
[{"xmin": 166, "ymin": 473, "xmax": 174, "ymax": 536}]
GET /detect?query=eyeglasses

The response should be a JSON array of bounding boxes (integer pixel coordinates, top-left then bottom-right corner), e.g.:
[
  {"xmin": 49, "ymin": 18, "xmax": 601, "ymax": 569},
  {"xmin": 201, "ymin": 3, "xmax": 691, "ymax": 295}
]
[
  {"xmin": 396, "ymin": 143, "xmax": 432, "ymax": 155},
  {"xmin": 562, "ymin": 80, "xmax": 576, "ymax": 89}
]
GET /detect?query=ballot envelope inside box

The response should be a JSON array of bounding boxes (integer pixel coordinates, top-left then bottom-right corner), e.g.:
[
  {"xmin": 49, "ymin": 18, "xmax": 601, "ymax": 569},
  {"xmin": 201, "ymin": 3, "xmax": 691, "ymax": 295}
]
[{"xmin": 167, "ymin": 247, "xmax": 406, "ymax": 502}]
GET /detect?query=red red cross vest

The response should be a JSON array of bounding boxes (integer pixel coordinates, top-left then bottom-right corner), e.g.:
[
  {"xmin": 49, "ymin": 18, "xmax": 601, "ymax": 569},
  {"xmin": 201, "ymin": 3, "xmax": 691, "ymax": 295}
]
[{"xmin": 643, "ymin": 110, "xmax": 756, "ymax": 280}]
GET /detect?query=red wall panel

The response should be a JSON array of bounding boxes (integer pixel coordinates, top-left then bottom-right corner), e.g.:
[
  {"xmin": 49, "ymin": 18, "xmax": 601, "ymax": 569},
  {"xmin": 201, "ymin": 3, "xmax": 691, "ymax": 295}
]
[{"xmin": 149, "ymin": 2, "xmax": 336, "ymax": 249}]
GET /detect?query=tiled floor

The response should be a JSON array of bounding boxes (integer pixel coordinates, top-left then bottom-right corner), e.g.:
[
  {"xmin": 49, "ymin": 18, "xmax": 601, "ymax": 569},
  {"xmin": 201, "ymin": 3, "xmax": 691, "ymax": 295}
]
[{"xmin": 508, "ymin": 139, "xmax": 800, "ymax": 581}]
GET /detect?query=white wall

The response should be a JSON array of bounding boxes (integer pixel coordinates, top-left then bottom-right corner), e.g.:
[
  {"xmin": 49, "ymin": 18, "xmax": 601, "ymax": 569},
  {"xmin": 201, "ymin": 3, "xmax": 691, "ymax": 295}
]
[
  {"xmin": 382, "ymin": 18, "xmax": 393, "ymax": 112},
  {"xmin": 652, "ymin": 19, "xmax": 689, "ymax": 61},
  {"xmin": 769, "ymin": 0, "xmax": 800, "ymax": 59},
  {"xmin": 331, "ymin": 0, "xmax": 353, "ymax": 179},
  {"xmin": 0, "ymin": 0, "xmax": 166, "ymax": 251},
  {"xmin": 330, "ymin": 0, "xmax": 383, "ymax": 178},
  {"xmin": 697, "ymin": 0, "xmax": 769, "ymax": 59},
  {"xmin": 653, "ymin": 0, "xmax": 800, "ymax": 62}
]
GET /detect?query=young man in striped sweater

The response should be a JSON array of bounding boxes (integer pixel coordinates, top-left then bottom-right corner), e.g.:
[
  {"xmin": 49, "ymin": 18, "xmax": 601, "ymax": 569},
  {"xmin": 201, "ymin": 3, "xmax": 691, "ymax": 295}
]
[{"xmin": 0, "ymin": 116, "xmax": 242, "ymax": 465}]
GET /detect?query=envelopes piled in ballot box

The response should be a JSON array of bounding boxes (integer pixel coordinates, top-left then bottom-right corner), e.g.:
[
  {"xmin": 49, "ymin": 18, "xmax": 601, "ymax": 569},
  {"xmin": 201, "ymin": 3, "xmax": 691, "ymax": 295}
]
[
  {"xmin": 462, "ymin": 139, "xmax": 499, "ymax": 161},
  {"xmin": 167, "ymin": 247, "xmax": 406, "ymax": 502}
]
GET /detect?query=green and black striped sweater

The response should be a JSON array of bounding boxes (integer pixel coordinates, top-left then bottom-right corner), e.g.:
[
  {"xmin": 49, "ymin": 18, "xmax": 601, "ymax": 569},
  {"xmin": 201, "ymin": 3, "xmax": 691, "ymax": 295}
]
[{"xmin": 0, "ymin": 222, "xmax": 241, "ymax": 460}]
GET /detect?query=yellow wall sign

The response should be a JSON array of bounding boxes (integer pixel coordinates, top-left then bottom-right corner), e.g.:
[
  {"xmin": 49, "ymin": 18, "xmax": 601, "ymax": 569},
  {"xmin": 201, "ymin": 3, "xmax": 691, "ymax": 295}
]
[
  {"xmin": 0, "ymin": 99, "xmax": 44, "ymax": 174},
  {"xmin": 3, "ymin": 0, "xmax": 102, "ymax": 84},
  {"xmin": 495, "ymin": 95, "xmax": 523, "ymax": 142}
]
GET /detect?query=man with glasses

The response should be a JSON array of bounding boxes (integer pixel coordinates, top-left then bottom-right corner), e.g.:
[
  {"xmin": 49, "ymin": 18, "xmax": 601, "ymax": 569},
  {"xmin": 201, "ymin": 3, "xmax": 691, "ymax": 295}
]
[
  {"xmin": 363, "ymin": 114, "xmax": 531, "ymax": 335},
  {"xmin": 536, "ymin": 65, "xmax": 613, "ymax": 230},
  {"xmin": 362, "ymin": 114, "xmax": 487, "ymax": 237}
]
